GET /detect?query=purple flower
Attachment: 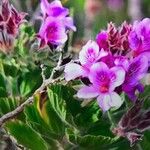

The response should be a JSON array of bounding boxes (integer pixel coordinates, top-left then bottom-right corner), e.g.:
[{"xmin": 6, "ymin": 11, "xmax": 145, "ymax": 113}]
[
  {"xmin": 65, "ymin": 40, "xmax": 108, "ymax": 81},
  {"xmin": 40, "ymin": 0, "xmax": 76, "ymax": 31},
  {"xmin": 41, "ymin": 0, "xmax": 68, "ymax": 18},
  {"xmin": 96, "ymin": 31, "xmax": 109, "ymax": 50},
  {"xmin": 77, "ymin": 62, "xmax": 125, "ymax": 111},
  {"xmin": 129, "ymin": 18, "xmax": 150, "ymax": 59},
  {"xmin": 122, "ymin": 55, "xmax": 148, "ymax": 100},
  {"xmin": 38, "ymin": 16, "xmax": 67, "ymax": 47},
  {"xmin": 38, "ymin": 0, "xmax": 76, "ymax": 48}
]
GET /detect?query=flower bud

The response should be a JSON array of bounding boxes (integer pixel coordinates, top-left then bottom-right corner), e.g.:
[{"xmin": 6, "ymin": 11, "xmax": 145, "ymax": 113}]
[{"xmin": 0, "ymin": 0, "xmax": 26, "ymax": 53}]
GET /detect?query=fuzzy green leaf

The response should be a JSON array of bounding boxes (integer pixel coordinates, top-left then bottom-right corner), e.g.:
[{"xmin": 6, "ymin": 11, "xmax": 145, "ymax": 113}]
[{"xmin": 6, "ymin": 121, "xmax": 48, "ymax": 150}]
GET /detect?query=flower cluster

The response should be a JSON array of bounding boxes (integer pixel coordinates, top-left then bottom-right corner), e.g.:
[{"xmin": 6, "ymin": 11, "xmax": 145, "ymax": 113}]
[
  {"xmin": 0, "ymin": 0, "xmax": 26, "ymax": 53},
  {"xmin": 65, "ymin": 18, "xmax": 150, "ymax": 111},
  {"xmin": 38, "ymin": 0, "xmax": 76, "ymax": 48}
]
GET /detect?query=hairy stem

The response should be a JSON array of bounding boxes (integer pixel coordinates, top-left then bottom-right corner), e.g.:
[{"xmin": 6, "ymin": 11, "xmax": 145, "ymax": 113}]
[
  {"xmin": 107, "ymin": 111, "xmax": 115, "ymax": 128},
  {"xmin": 0, "ymin": 52, "xmax": 64, "ymax": 126}
]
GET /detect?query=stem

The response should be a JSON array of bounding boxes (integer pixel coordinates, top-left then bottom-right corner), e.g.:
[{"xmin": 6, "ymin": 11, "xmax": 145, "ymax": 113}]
[
  {"xmin": 40, "ymin": 64, "xmax": 46, "ymax": 81},
  {"xmin": 0, "ymin": 52, "xmax": 64, "ymax": 126},
  {"xmin": 136, "ymin": 144, "xmax": 143, "ymax": 150},
  {"xmin": 107, "ymin": 111, "xmax": 115, "ymax": 128},
  {"xmin": 49, "ymin": 51, "xmax": 63, "ymax": 80}
]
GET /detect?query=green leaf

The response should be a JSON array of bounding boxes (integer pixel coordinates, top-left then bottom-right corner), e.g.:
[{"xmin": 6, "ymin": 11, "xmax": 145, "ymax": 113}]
[
  {"xmin": 46, "ymin": 87, "xmax": 67, "ymax": 135},
  {"xmin": 0, "ymin": 98, "xmax": 18, "ymax": 116},
  {"xmin": 25, "ymin": 103, "xmax": 60, "ymax": 139},
  {"xmin": 47, "ymin": 86, "xmax": 66, "ymax": 120},
  {"xmin": 139, "ymin": 85, "xmax": 150, "ymax": 109},
  {"xmin": 5, "ymin": 121, "xmax": 48, "ymax": 150},
  {"xmin": 3, "ymin": 63, "xmax": 19, "ymax": 77},
  {"xmin": 19, "ymin": 69, "xmax": 42, "ymax": 97},
  {"xmin": 139, "ymin": 85, "xmax": 150, "ymax": 99},
  {"xmin": 140, "ymin": 131, "xmax": 150, "ymax": 150},
  {"xmin": 0, "ymin": 87, "xmax": 7, "ymax": 98},
  {"xmin": 56, "ymin": 85, "xmax": 82, "ymax": 117},
  {"xmin": 75, "ymin": 101, "xmax": 101, "ymax": 128},
  {"xmin": 0, "ymin": 73, "xmax": 6, "ymax": 89},
  {"xmin": 0, "ymin": 73, "xmax": 7, "ymax": 97},
  {"xmin": 87, "ymin": 120, "xmax": 114, "ymax": 137},
  {"xmin": 69, "ymin": 134, "xmax": 119, "ymax": 149}
]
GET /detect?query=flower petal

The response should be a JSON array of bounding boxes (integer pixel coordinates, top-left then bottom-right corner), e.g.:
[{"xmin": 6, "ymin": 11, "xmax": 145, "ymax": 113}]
[
  {"xmin": 97, "ymin": 92, "xmax": 123, "ymax": 111},
  {"xmin": 96, "ymin": 31, "xmax": 109, "ymax": 50},
  {"xmin": 98, "ymin": 48, "xmax": 108, "ymax": 59},
  {"xmin": 126, "ymin": 55, "xmax": 148, "ymax": 85},
  {"xmin": 108, "ymin": 92, "xmax": 123, "ymax": 109},
  {"xmin": 48, "ymin": 26, "xmax": 67, "ymax": 45},
  {"xmin": 41, "ymin": 0, "xmax": 69, "ymax": 17},
  {"xmin": 97, "ymin": 94, "xmax": 111, "ymax": 111},
  {"xmin": 114, "ymin": 56, "xmax": 129, "ymax": 71},
  {"xmin": 41, "ymin": 0, "xmax": 49, "ymax": 16},
  {"xmin": 79, "ymin": 40, "xmax": 100, "ymax": 65},
  {"xmin": 129, "ymin": 18, "xmax": 150, "ymax": 55},
  {"xmin": 64, "ymin": 17, "xmax": 76, "ymax": 31},
  {"xmin": 64, "ymin": 63, "xmax": 83, "ymax": 81},
  {"xmin": 138, "ymin": 52, "xmax": 150, "ymax": 63},
  {"xmin": 77, "ymin": 86, "xmax": 99, "ymax": 99},
  {"xmin": 110, "ymin": 66, "xmax": 125, "ymax": 91},
  {"xmin": 89, "ymin": 62, "xmax": 109, "ymax": 85},
  {"xmin": 128, "ymin": 29, "xmax": 141, "ymax": 51},
  {"xmin": 39, "ymin": 17, "xmax": 68, "ymax": 45}
]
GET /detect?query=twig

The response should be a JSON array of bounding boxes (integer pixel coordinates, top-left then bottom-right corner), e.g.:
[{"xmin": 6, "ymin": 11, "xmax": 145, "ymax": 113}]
[
  {"xmin": 107, "ymin": 111, "xmax": 115, "ymax": 128},
  {"xmin": 40, "ymin": 64, "xmax": 46, "ymax": 81},
  {"xmin": 0, "ymin": 52, "xmax": 64, "ymax": 126},
  {"xmin": 0, "ymin": 127, "xmax": 19, "ymax": 149},
  {"xmin": 49, "ymin": 51, "xmax": 63, "ymax": 80}
]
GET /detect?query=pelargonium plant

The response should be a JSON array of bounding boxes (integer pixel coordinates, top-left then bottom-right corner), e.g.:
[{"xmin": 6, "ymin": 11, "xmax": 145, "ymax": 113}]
[{"xmin": 1, "ymin": 0, "xmax": 150, "ymax": 149}]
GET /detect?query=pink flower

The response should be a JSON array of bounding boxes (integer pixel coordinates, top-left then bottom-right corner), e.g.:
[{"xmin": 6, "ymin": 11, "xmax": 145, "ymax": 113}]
[
  {"xmin": 40, "ymin": 0, "xmax": 76, "ymax": 31},
  {"xmin": 77, "ymin": 62, "xmax": 125, "ymax": 111},
  {"xmin": 41, "ymin": 0, "xmax": 68, "ymax": 18},
  {"xmin": 129, "ymin": 18, "xmax": 150, "ymax": 59},
  {"xmin": 38, "ymin": 17, "xmax": 67, "ymax": 47},
  {"xmin": 38, "ymin": 0, "xmax": 76, "ymax": 48},
  {"xmin": 65, "ymin": 40, "xmax": 108, "ymax": 81}
]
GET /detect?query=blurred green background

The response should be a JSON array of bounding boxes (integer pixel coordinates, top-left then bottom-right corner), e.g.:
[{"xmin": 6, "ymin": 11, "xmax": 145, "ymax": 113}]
[{"xmin": 10, "ymin": 0, "xmax": 150, "ymax": 45}]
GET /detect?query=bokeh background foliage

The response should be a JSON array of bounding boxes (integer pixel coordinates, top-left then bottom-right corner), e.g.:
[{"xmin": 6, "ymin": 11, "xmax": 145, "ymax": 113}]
[{"xmin": 0, "ymin": 0, "xmax": 150, "ymax": 150}]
